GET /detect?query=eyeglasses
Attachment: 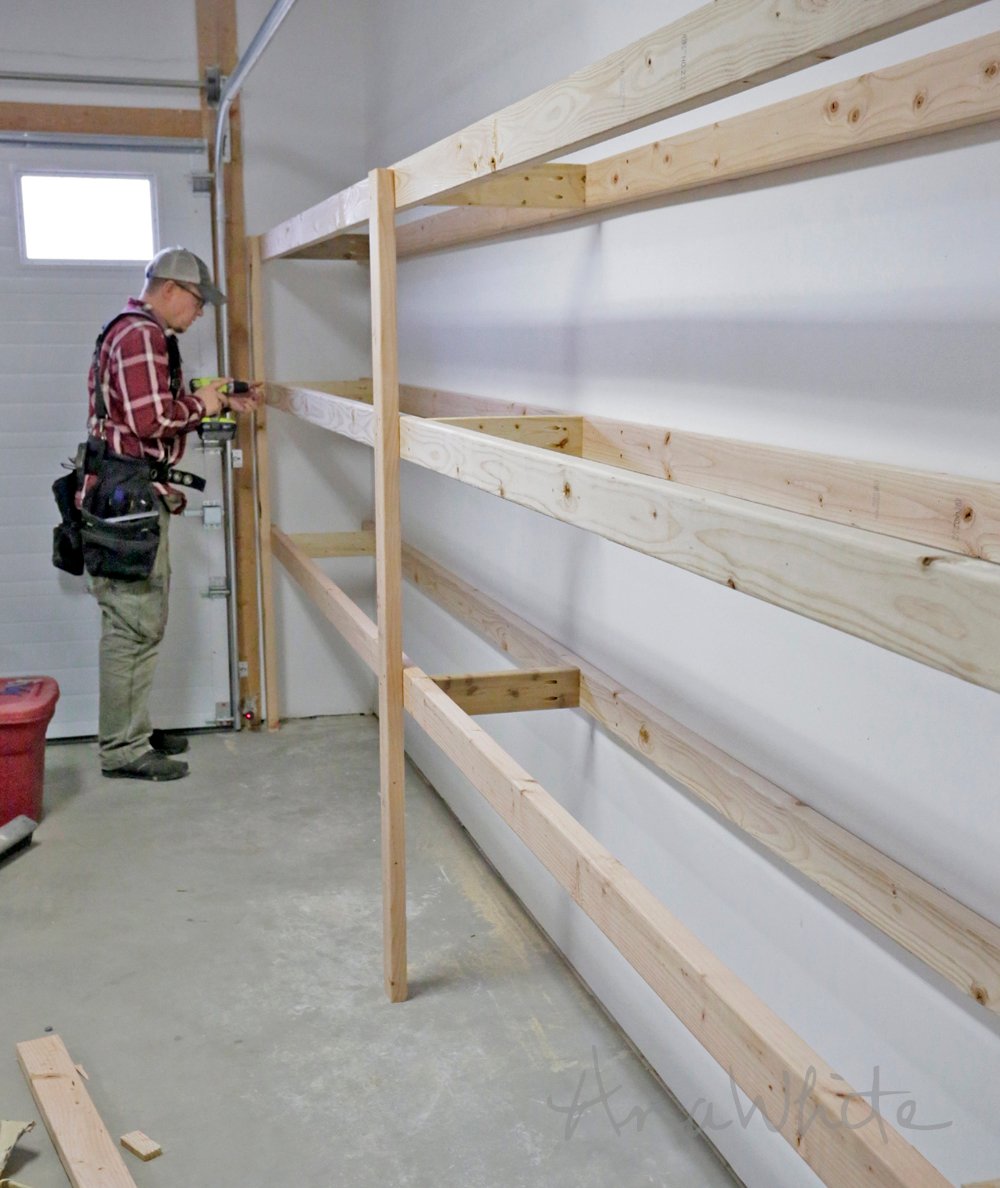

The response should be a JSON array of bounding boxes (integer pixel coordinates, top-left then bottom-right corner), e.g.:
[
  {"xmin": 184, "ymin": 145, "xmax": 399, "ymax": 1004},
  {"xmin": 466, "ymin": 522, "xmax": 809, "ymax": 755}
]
[{"xmin": 174, "ymin": 281, "xmax": 205, "ymax": 310}]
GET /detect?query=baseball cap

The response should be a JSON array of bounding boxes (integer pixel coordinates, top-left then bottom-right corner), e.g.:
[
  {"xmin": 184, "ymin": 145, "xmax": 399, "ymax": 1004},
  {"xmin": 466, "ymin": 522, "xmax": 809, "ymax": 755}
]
[{"xmin": 145, "ymin": 246, "xmax": 226, "ymax": 306}]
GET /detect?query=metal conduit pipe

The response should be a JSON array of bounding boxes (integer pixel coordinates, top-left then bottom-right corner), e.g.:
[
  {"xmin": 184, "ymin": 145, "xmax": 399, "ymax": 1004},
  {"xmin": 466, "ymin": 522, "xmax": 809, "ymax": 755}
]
[
  {"xmin": 0, "ymin": 70, "xmax": 202, "ymax": 89},
  {"xmin": 212, "ymin": 0, "xmax": 301, "ymax": 730}
]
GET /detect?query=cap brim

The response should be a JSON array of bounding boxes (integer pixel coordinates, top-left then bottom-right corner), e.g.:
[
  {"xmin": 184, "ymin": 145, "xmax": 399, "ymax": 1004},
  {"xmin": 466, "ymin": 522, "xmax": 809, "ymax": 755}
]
[{"xmin": 199, "ymin": 283, "xmax": 227, "ymax": 306}]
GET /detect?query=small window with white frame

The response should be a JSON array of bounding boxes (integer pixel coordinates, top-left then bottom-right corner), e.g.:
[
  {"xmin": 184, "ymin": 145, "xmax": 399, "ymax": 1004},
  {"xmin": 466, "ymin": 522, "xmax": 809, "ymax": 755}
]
[{"xmin": 18, "ymin": 172, "xmax": 156, "ymax": 264}]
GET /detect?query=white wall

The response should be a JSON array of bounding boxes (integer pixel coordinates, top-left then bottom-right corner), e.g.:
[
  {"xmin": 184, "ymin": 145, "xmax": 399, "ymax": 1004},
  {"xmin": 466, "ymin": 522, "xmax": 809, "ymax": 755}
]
[
  {"xmin": 343, "ymin": 4, "xmax": 998, "ymax": 1186},
  {"xmin": 237, "ymin": 0, "xmax": 377, "ymax": 717}
]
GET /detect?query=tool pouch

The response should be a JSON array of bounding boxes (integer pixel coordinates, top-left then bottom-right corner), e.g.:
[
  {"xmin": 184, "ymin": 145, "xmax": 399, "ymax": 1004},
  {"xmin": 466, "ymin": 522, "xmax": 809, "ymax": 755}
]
[
  {"xmin": 80, "ymin": 443, "xmax": 161, "ymax": 582},
  {"xmin": 51, "ymin": 466, "xmax": 85, "ymax": 576}
]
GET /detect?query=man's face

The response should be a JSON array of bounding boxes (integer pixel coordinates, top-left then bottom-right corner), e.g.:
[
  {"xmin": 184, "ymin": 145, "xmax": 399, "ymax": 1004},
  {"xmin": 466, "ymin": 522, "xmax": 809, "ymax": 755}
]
[{"xmin": 164, "ymin": 279, "xmax": 206, "ymax": 333}]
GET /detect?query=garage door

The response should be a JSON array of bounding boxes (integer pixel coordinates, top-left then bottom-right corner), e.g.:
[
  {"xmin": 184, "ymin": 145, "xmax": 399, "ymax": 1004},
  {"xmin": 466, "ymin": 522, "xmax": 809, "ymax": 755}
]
[{"xmin": 0, "ymin": 142, "xmax": 231, "ymax": 738}]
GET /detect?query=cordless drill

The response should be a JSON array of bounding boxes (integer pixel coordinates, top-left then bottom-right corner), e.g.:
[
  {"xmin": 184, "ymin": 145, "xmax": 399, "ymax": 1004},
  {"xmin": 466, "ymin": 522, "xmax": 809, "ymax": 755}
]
[{"xmin": 191, "ymin": 378, "xmax": 250, "ymax": 442}]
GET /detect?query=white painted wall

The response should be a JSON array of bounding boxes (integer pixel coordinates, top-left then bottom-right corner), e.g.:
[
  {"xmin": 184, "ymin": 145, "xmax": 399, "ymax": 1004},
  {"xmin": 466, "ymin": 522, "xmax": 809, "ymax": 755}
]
[
  {"xmin": 237, "ymin": 0, "xmax": 377, "ymax": 718},
  {"xmin": 265, "ymin": 3, "xmax": 996, "ymax": 1185}
]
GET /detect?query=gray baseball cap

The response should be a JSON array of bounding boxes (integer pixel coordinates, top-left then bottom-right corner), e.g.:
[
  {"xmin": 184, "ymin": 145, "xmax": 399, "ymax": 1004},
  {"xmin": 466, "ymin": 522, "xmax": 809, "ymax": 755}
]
[{"xmin": 145, "ymin": 246, "xmax": 226, "ymax": 306}]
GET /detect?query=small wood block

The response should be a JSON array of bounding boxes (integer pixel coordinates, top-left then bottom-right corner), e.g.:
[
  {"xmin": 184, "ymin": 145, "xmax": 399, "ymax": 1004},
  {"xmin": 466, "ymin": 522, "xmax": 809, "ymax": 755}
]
[
  {"xmin": 431, "ymin": 666, "xmax": 580, "ymax": 714},
  {"xmin": 120, "ymin": 1131, "xmax": 162, "ymax": 1162}
]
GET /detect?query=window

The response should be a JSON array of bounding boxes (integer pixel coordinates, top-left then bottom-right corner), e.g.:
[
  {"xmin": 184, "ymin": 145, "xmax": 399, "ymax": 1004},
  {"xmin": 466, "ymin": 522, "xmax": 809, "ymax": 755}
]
[{"xmin": 19, "ymin": 173, "xmax": 155, "ymax": 263}]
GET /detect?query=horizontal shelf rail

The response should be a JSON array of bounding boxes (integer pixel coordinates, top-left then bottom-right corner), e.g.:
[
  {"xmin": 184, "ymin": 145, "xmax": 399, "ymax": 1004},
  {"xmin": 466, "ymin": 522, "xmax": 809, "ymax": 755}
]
[
  {"xmin": 261, "ymin": 178, "xmax": 372, "ymax": 261},
  {"xmin": 262, "ymin": 382, "xmax": 1000, "ymax": 690},
  {"xmin": 388, "ymin": 0, "xmax": 985, "ymax": 209},
  {"xmin": 260, "ymin": 15, "xmax": 998, "ymax": 262},
  {"xmin": 400, "ymin": 539, "xmax": 1000, "ymax": 1015},
  {"xmin": 400, "ymin": 415, "xmax": 1000, "ymax": 692},
  {"xmin": 268, "ymin": 524, "xmax": 953, "ymax": 1188},
  {"xmin": 270, "ymin": 381, "xmax": 1000, "ymax": 562},
  {"xmin": 395, "ymin": 29, "xmax": 1000, "ymax": 259},
  {"xmin": 581, "ymin": 415, "xmax": 1000, "ymax": 563}
]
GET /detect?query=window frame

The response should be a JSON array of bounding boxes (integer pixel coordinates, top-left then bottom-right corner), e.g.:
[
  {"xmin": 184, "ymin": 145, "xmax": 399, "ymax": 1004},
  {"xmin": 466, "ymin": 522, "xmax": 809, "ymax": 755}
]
[{"xmin": 15, "ymin": 167, "xmax": 160, "ymax": 268}]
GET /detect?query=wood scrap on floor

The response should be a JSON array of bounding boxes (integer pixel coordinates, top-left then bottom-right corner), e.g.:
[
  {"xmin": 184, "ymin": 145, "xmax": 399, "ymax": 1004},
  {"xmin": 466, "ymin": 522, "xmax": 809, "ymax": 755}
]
[
  {"xmin": 16, "ymin": 1035, "xmax": 137, "ymax": 1188},
  {"xmin": 0, "ymin": 1118, "xmax": 35, "ymax": 1186},
  {"xmin": 119, "ymin": 1131, "xmax": 162, "ymax": 1162}
]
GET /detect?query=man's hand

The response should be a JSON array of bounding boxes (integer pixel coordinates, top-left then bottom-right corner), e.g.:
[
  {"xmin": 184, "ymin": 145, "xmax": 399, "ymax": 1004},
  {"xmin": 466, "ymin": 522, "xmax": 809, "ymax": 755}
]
[
  {"xmin": 197, "ymin": 379, "xmax": 230, "ymax": 417},
  {"xmin": 227, "ymin": 381, "xmax": 263, "ymax": 414}
]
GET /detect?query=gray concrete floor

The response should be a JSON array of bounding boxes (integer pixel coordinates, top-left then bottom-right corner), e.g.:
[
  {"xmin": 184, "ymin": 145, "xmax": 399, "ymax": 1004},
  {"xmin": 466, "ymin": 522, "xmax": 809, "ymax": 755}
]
[{"xmin": 1, "ymin": 715, "xmax": 739, "ymax": 1188}]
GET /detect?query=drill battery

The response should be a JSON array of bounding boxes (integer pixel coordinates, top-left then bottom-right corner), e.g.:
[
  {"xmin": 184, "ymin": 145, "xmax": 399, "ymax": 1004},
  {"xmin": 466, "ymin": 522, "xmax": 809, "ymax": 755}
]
[{"xmin": 191, "ymin": 378, "xmax": 249, "ymax": 443}]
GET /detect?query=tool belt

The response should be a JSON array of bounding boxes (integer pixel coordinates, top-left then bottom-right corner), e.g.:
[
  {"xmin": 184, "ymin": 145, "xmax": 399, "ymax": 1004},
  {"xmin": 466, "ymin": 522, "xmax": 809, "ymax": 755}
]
[
  {"xmin": 51, "ymin": 440, "xmax": 206, "ymax": 582},
  {"xmin": 84, "ymin": 439, "xmax": 206, "ymax": 581}
]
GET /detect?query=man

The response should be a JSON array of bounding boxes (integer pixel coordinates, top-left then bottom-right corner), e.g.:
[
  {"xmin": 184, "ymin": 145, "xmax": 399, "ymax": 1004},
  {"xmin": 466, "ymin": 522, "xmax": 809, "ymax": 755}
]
[{"xmin": 85, "ymin": 246, "xmax": 260, "ymax": 782}]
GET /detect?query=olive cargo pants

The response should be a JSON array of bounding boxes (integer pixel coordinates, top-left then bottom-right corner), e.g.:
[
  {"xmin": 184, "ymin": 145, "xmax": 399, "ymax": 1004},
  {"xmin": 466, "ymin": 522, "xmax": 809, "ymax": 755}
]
[{"xmin": 88, "ymin": 502, "xmax": 171, "ymax": 771}]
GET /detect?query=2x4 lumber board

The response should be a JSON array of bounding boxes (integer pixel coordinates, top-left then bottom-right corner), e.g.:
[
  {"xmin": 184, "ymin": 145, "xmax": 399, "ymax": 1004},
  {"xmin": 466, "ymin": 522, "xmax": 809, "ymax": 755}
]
[
  {"xmin": 289, "ymin": 378, "xmax": 374, "ymax": 402},
  {"xmin": 266, "ymin": 378, "xmax": 1000, "ymax": 562},
  {"xmin": 370, "ymin": 168, "xmax": 408, "ymax": 1004},
  {"xmin": 586, "ymin": 29, "xmax": 1000, "ymax": 207},
  {"xmin": 0, "ymin": 101, "xmax": 201, "ymax": 140},
  {"xmin": 431, "ymin": 666, "xmax": 581, "ymax": 714},
  {"xmin": 396, "ymin": 29, "xmax": 1000, "ymax": 259},
  {"xmin": 260, "ymin": 178, "xmax": 371, "ymax": 261},
  {"xmin": 249, "ymin": 237, "xmax": 281, "ymax": 731},
  {"xmin": 286, "ymin": 234, "xmax": 371, "ymax": 262},
  {"xmin": 399, "ymin": 416, "xmax": 1000, "ymax": 692},
  {"xmin": 267, "ymin": 534, "xmax": 955, "ymax": 1185},
  {"xmin": 389, "ymin": 0, "xmax": 985, "ymax": 210},
  {"xmin": 265, "ymin": 383, "xmax": 375, "ymax": 446},
  {"xmin": 583, "ymin": 416, "xmax": 1000, "ymax": 563},
  {"xmin": 271, "ymin": 528, "xmax": 378, "ymax": 669},
  {"xmin": 287, "ymin": 530, "xmax": 376, "ymax": 557},
  {"xmin": 424, "ymin": 164, "xmax": 587, "ymax": 208},
  {"xmin": 435, "ymin": 415, "xmax": 584, "ymax": 455},
  {"xmin": 292, "ymin": 380, "xmax": 560, "ymax": 419},
  {"xmin": 16, "ymin": 1036, "xmax": 137, "ymax": 1188},
  {"xmin": 400, "ymin": 383, "xmax": 561, "ymax": 419},
  {"xmin": 281, "ymin": 380, "xmax": 557, "ymax": 417},
  {"xmin": 401, "ymin": 541, "xmax": 1000, "ymax": 1013},
  {"xmin": 198, "ymin": 0, "xmax": 262, "ymax": 727},
  {"xmin": 401, "ymin": 669, "xmax": 951, "ymax": 1188}
]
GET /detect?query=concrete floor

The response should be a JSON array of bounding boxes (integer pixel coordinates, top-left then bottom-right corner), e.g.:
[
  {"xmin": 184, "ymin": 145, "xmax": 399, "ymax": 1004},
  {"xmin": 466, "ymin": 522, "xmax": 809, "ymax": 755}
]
[{"xmin": 2, "ymin": 715, "xmax": 739, "ymax": 1188}]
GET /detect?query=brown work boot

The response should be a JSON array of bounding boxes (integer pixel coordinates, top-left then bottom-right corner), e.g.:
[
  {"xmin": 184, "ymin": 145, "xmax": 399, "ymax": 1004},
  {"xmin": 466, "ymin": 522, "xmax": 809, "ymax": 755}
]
[{"xmin": 103, "ymin": 751, "xmax": 189, "ymax": 781}]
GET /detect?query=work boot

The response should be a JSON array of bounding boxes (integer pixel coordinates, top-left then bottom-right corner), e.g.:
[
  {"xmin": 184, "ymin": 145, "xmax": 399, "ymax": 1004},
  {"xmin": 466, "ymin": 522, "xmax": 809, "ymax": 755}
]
[
  {"xmin": 150, "ymin": 728, "xmax": 190, "ymax": 755},
  {"xmin": 103, "ymin": 751, "xmax": 189, "ymax": 781}
]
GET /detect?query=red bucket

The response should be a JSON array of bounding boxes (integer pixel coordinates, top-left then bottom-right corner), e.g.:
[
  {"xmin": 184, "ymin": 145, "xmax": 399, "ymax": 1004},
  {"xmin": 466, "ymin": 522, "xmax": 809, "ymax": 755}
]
[{"xmin": 0, "ymin": 677, "xmax": 60, "ymax": 825}]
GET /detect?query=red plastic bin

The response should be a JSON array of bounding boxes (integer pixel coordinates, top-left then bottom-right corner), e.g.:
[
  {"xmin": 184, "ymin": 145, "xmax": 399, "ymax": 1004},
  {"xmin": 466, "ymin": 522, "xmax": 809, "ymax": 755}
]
[{"xmin": 0, "ymin": 676, "xmax": 60, "ymax": 825}]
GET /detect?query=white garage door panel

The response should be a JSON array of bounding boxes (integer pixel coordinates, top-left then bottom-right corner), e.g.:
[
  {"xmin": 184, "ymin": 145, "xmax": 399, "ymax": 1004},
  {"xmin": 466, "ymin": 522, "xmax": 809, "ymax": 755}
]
[
  {"xmin": 0, "ymin": 400, "xmax": 81, "ymax": 429},
  {"xmin": 0, "ymin": 143, "xmax": 231, "ymax": 738}
]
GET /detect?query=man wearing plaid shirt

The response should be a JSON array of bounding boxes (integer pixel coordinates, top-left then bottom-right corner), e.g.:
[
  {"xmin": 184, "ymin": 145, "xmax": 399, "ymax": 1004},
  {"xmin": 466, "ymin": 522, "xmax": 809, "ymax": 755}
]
[{"xmin": 87, "ymin": 246, "xmax": 259, "ymax": 781}]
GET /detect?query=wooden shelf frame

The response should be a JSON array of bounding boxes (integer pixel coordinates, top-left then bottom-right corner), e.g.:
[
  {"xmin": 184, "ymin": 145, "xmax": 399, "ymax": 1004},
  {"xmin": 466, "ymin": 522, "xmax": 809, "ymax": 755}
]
[
  {"xmin": 267, "ymin": 522, "xmax": 952, "ymax": 1188},
  {"xmin": 268, "ymin": 381, "xmax": 1000, "ymax": 562},
  {"xmin": 250, "ymin": 4, "xmax": 1000, "ymax": 1185},
  {"xmin": 263, "ymin": 379, "xmax": 1000, "ymax": 692},
  {"xmin": 261, "ymin": 21, "xmax": 1000, "ymax": 263},
  {"xmin": 257, "ymin": 380, "xmax": 1000, "ymax": 1016}
]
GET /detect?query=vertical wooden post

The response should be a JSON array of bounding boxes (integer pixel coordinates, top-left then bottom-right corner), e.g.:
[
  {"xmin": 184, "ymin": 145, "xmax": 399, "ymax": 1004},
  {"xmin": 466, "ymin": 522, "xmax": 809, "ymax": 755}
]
[
  {"xmin": 248, "ymin": 235, "xmax": 281, "ymax": 730},
  {"xmin": 369, "ymin": 168, "xmax": 407, "ymax": 1002},
  {"xmin": 196, "ymin": 0, "xmax": 262, "ymax": 726}
]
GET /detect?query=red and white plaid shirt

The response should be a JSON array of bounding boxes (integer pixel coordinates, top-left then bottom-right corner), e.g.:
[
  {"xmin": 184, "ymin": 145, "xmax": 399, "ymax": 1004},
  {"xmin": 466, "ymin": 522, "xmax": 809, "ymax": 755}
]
[{"xmin": 85, "ymin": 297, "xmax": 207, "ymax": 510}]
